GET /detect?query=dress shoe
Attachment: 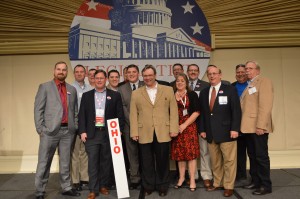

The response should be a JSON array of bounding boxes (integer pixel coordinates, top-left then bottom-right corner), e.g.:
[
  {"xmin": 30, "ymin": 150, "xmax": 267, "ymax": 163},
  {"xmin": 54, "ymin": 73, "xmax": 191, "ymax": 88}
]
[
  {"xmin": 129, "ymin": 182, "xmax": 139, "ymax": 190},
  {"xmin": 174, "ymin": 180, "xmax": 185, "ymax": 189},
  {"xmin": 252, "ymin": 187, "xmax": 272, "ymax": 195},
  {"xmin": 36, "ymin": 196, "xmax": 44, "ymax": 199},
  {"xmin": 158, "ymin": 190, "xmax": 168, "ymax": 197},
  {"xmin": 80, "ymin": 180, "xmax": 89, "ymax": 185},
  {"xmin": 62, "ymin": 189, "xmax": 81, "ymax": 196},
  {"xmin": 144, "ymin": 190, "xmax": 152, "ymax": 196},
  {"xmin": 189, "ymin": 187, "xmax": 197, "ymax": 192},
  {"xmin": 87, "ymin": 192, "xmax": 96, "ymax": 199},
  {"xmin": 224, "ymin": 189, "xmax": 234, "ymax": 197},
  {"xmin": 73, "ymin": 183, "xmax": 82, "ymax": 191},
  {"xmin": 243, "ymin": 183, "xmax": 259, "ymax": 189},
  {"xmin": 206, "ymin": 186, "xmax": 223, "ymax": 191},
  {"xmin": 99, "ymin": 187, "xmax": 109, "ymax": 195},
  {"xmin": 203, "ymin": 179, "xmax": 212, "ymax": 188}
]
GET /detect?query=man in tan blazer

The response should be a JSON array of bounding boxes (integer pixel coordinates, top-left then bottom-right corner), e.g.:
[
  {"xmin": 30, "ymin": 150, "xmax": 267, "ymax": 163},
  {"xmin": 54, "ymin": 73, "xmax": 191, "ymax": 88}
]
[
  {"xmin": 241, "ymin": 61, "xmax": 273, "ymax": 195},
  {"xmin": 130, "ymin": 65, "xmax": 179, "ymax": 197}
]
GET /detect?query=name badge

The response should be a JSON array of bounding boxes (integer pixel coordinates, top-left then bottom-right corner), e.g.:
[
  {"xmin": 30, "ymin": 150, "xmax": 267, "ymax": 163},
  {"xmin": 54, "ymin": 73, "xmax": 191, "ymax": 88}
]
[
  {"xmin": 219, "ymin": 96, "xmax": 228, "ymax": 105},
  {"xmin": 248, "ymin": 87, "xmax": 257, "ymax": 95},
  {"xmin": 183, "ymin": 109, "xmax": 188, "ymax": 116},
  {"xmin": 95, "ymin": 108, "xmax": 105, "ymax": 127}
]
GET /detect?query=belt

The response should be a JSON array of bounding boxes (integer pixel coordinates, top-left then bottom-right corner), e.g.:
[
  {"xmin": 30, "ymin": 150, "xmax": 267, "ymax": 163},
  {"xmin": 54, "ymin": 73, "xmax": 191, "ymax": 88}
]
[
  {"xmin": 95, "ymin": 126, "xmax": 105, "ymax": 131},
  {"xmin": 61, "ymin": 123, "xmax": 68, "ymax": 127}
]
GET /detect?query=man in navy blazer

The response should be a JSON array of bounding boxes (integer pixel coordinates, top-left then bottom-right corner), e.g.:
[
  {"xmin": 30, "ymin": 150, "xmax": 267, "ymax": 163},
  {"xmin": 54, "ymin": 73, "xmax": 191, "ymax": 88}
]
[
  {"xmin": 199, "ymin": 65, "xmax": 241, "ymax": 197},
  {"xmin": 78, "ymin": 69, "xmax": 125, "ymax": 199}
]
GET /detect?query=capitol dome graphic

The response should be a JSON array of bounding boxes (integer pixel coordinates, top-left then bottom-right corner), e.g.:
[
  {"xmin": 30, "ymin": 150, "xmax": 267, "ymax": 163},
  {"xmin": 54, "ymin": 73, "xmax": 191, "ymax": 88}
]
[{"xmin": 69, "ymin": 0, "xmax": 211, "ymax": 80}]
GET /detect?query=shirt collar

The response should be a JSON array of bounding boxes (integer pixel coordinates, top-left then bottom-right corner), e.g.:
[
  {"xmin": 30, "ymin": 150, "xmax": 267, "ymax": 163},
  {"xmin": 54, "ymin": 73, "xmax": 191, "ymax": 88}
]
[
  {"xmin": 95, "ymin": 87, "xmax": 106, "ymax": 93},
  {"xmin": 54, "ymin": 78, "xmax": 65, "ymax": 86},
  {"xmin": 211, "ymin": 81, "xmax": 222, "ymax": 90},
  {"xmin": 146, "ymin": 81, "xmax": 158, "ymax": 90}
]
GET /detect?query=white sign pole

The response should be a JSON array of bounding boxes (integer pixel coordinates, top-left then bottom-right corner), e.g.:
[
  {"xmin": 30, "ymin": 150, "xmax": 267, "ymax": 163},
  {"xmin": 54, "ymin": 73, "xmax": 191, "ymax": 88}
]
[{"xmin": 107, "ymin": 119, "xmax": 130, "ymax": 198}]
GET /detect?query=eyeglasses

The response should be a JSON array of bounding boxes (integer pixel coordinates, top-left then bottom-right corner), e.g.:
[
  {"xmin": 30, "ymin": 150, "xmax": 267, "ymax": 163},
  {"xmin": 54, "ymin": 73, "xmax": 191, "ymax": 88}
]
[
  {"xmin": 188, "ymin": 70, "xmax": 199, "ymax": 72},
  {"xmin": 207, "ymin": 73, "xmax": 220, "ymax": 76}
]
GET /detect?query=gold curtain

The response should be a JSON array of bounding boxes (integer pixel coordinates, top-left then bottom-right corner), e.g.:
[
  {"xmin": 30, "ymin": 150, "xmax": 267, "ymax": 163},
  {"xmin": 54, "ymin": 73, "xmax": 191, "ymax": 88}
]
[{"xmin": 1, "ymin": 0, "xmax": 300, "ymax": 55}]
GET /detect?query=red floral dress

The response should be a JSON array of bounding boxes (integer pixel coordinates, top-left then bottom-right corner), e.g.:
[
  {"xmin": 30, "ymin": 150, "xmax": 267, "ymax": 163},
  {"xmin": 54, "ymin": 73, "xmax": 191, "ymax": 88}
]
[{"xmin": 171, "ymin": 94, "xmax": 200, "ymax": 161}]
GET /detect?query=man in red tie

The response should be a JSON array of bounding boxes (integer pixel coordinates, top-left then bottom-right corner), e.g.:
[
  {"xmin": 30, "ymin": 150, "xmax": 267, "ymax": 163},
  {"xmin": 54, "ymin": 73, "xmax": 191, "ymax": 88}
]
[
  {"xmin": 34, "ymin": 61, "xmax": 80, "ymax": 199},
  {"xmin": 199, "ymin": 65, "xmax": 241, "ymax": 197}
]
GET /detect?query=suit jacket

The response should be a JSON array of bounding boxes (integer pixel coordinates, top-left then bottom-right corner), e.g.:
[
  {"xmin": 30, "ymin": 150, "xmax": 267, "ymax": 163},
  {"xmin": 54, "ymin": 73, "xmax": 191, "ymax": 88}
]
[
  {"xmin": 156, "ymin": 79, "xmax": 171, "ymax": 86},
  {"xmin": 199, "ymin": 84, "xmax": 241, "ymax": 143},
  {"xmin": 130, "ymin": 84, "xmax": 179, "ymax": 144},
  {"xmin": 192, "ymin": 79, "xmax": 210, "ymax": 96},
  {"xmin": 118, "ymin": 81, "xmax": 144, "ymax": 134},
  {"xmin": 240, "ymin": 76, "xmax": 273, "ymax": 133},
  {"xmin": 78, "ymin": 88, "xmax": 125, "ymax": 139},
  {"xmin": 34, "ymin": 80, "xmax": 78, "ymax": 136}
]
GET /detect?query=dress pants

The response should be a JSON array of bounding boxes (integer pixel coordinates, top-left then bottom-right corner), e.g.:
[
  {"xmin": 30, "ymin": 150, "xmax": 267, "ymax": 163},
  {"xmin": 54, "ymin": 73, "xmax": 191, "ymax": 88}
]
[
  {"xmin": 71, "ymin": 135, "xmax": 89, "ymax": 183},
  {"xmin": 139, "ymin": 133, "xmax": 170, "ymax": 191},
  {"xmin": 245, "ymin": 133, "xmax": 272, "ymax": 191},
  {"xmin": 85, "ymin": 128, "xmax": 112, "ymax": 193},
  {"xmin": 124, "ymin": 130, "xmax": 140, "ymax": 183},
  {"xmin": 236, "ymin": 133, "xmax": 247, "ymax": 179},
  {"xmin": 199, "ymin": 137, "xmax": 213, "ymax": 180},
  {"xmin": 35, "ymin": 127, "xmax": 74, "ymax": 196},
  {"xmin": 208, "ymin": 140, "xmax": 237, "ymax": 189}
]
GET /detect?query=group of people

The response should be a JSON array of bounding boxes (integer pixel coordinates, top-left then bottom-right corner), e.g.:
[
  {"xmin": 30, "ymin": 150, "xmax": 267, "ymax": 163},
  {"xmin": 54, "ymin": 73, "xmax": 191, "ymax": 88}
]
[{"xmin": 33, "ymin": 60, "xmax": 273, "ymax": 199}]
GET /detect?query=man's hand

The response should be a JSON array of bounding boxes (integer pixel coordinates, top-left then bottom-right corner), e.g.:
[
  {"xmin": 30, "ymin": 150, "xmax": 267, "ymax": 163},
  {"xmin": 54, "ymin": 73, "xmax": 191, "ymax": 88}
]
[
  {"xmin": 256, "ymin": 128, "xmax": 266, "ymax": 135},
  {"xmin": 200, "ymin": 132, "xmax": 206, "ymax": 139},
  {"xmin": 170, "ymin": 132, "xmax": 179, "ymax": 137},
  {"xmin": 132, "ymin": 136, "xmax": 139, "ymax": 141},
  {"xmin": 230, "ymin": 131, "xmax": 239, "ymax": 139},
  {"xmin": 81, "ymin": 132, "xmax": 87, "ymax": 142}
]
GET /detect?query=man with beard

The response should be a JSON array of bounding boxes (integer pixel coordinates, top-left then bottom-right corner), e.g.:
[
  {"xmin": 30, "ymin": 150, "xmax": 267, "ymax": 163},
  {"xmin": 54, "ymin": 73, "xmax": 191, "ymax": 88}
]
[{"xmin": 34, "ymin": 61, "xmax": 80, "ymax": 199}]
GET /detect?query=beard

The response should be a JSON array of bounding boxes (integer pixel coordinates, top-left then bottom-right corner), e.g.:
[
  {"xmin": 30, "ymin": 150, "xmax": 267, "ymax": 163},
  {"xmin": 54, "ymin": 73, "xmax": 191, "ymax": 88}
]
[{"xmin": 55, "ymin": 74, "xmax": 66, "ymax": 81}]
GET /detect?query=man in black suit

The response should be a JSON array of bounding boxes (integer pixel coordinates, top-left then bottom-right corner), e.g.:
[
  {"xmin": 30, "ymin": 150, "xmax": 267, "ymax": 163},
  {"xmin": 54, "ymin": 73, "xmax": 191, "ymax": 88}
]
[
  {"xmin": 199, "ymin": 65, "xmax": 241, "ymax": 197},
  {"xmin": 78, "ymin": 69, "xmax": 125, "ymax": 199}
]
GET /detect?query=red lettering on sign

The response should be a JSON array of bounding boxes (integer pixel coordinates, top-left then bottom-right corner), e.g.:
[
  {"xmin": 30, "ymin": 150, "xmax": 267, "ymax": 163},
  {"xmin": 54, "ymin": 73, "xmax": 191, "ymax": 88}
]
[{"xmin": 114, "ymin": 146, "xmax": 120, "ymax": 154}]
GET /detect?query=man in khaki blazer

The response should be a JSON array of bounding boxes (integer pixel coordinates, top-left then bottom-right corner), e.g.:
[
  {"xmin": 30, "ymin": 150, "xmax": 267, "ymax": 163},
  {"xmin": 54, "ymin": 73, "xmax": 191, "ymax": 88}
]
[
  {"xmin": 130, "ymin": 65, "xmax": 179, "ymax": 197},
  {"xmin": 241, "ymin": 61, "xmax": 273, "ymax": 195}
]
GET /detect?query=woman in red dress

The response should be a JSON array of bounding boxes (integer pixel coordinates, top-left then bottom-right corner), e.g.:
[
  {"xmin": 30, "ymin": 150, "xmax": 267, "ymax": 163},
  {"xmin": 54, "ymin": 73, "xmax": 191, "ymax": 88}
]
[{"xmin": 171, "ymin": 73, "xmax": 200, "ymax": 191}]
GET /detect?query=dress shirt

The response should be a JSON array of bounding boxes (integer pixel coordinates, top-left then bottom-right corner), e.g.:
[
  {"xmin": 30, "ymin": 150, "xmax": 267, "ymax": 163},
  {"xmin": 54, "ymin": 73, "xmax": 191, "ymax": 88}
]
[
  {"xmin": 130, "ymin": 80, "xmax": 140, "ymax": 91},
  {"xmin": 209, "ymin": 82, "xmax": 221, "ymax": 102},
  {"xmin": 189, "ymin": 79, "xmax": 198, "ymax": 91},
  {"xmin": 235, "ymin": 82, "xmax": 248, "ymax": 97},
  {"xmin": 54, "ymin": 79, "xmax": 68, "ymax": 123},
  {"xmin": 72, "ymin": 81, "xmax": 93, "ymax": 109},
  {"xmin": 146, "ymin": 82, "xmax": 158, "ymax": 104},
  {"xmin": 94, "ymin": 88, "xmax": 107, "ymax": 110}
]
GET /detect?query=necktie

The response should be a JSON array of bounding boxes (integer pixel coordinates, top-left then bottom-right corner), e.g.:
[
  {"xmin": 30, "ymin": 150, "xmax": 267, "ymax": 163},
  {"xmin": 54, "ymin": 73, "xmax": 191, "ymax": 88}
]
[
  {"xmin": 132, "ymin": 84, "xmax": 136, "ymax": 91},
  {"xmin": 190, "ymin": 81, "xmax": 194, "ymax": 90},
  {"xmin": 58, "ymin": 83, "xmax": 68, "ymax": 122},
  {"xmin": 209, "ymin": 87, "xmax": 216, "ymax": 112}
]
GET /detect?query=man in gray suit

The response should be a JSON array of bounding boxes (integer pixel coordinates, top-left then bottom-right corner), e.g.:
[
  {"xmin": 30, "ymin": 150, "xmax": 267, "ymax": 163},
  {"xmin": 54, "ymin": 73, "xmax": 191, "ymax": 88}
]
[
  {"xmin": 34, "ymin": 61, "xmax": 80, "ymax": 199},
  {"xmin": 187, "ymin": 64, "xmax": 212, "ymax": 188},
  {"xmin": 118, "ymin": 64, "xmax": 144, "ymax": 189}
]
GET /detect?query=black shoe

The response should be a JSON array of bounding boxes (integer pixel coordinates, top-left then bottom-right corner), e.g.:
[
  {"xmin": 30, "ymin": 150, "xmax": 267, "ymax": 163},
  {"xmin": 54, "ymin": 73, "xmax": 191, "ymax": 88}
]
[
  {"xmin": 73, "ymin": 183, "xmax": 82, "ymax": 191},
  {"xmin": 159, "ymin": 190, "xmax": 168, "ymax": 197},
  {"xmin": 62, "ymin": 189, "xmax": 81, "ymax": 196},
  {"xmin": 80, "ymin": 180, "xmax": 89, "ymax": 185},
  {"xmin": 252, "ymin": 187, "xmax": 272, "ymax": 195},
  {"xmin": 129, "ymin": 182, "xmax": 139, "ymax": 190},
  {"xmin": 243, "ymin": 183, "xmax": 259, "ymax": 189},
  {"xmin": 144, "ymin": 190, "xmax": 152, "ymax": 196},
  {"xmin": 36, "ymin": 196, "xmax": 44, "ymax": 199}
]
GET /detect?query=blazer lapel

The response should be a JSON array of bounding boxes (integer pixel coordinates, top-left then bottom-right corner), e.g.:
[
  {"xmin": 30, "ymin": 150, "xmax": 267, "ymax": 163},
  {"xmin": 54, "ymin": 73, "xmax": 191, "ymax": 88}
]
[
  {"xmin": 105, "ymin": 89, "xmax": 110, "ymax": 111},
  {"xmin": 51, "ymin": 80, "xmax": 61, "ymax": 102},
  {"xmin": 141, "ymin": 87, "xmax": 152, "ymax": 105},
  {"xmin": 154, "ymin": 84, "xmax": 163, "ymax": 105}
]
